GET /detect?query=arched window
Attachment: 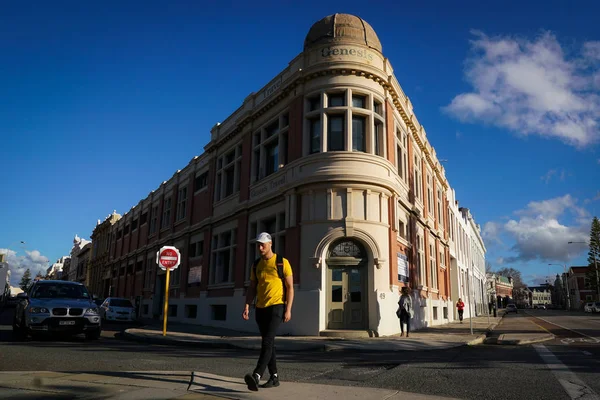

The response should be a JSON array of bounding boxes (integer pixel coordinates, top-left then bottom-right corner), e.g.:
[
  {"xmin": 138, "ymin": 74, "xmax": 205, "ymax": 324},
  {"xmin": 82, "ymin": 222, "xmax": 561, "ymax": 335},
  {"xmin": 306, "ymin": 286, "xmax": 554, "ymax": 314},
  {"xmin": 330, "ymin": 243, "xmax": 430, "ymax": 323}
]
[{"xmin": 328, "ymin": 239, "xmax": 365, "ymax": 258}]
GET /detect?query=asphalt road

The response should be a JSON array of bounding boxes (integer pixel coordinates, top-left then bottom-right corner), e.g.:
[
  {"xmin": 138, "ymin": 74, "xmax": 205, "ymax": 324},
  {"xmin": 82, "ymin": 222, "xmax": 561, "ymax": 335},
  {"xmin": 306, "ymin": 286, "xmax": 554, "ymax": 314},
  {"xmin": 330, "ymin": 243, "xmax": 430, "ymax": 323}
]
[{"xmin": 1, "ymin": 306, "xmax": 599, "ymax": 400}]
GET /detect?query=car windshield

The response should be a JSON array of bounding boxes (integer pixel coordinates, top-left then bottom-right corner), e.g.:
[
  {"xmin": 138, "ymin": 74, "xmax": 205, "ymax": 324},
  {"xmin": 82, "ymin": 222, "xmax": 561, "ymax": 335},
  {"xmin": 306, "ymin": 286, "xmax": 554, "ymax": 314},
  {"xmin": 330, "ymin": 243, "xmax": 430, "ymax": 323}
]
[
  {"xmin": 32, "ymin": 283, "xmax": 90, "ymax": 299},
  {"xmin": 110, "ymin": 299, "xmax": 133, "ymax": 308}
]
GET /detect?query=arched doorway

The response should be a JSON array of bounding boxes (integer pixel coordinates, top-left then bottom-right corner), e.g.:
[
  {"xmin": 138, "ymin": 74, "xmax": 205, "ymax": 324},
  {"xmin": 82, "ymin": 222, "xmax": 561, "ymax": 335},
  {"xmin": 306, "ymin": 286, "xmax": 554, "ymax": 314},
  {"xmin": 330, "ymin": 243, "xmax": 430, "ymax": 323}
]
[{"xmin": 326, "ymin": 238, "xmax": 368, "ymax": 330}]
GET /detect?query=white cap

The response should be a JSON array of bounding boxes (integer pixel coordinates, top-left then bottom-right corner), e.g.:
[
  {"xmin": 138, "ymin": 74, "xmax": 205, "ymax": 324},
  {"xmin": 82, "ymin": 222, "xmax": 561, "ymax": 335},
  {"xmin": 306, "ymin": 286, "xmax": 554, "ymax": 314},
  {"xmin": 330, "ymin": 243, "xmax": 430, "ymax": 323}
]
[{"xmin": 256, "ymin": 232, "xmax": 272, "ymax": 243}]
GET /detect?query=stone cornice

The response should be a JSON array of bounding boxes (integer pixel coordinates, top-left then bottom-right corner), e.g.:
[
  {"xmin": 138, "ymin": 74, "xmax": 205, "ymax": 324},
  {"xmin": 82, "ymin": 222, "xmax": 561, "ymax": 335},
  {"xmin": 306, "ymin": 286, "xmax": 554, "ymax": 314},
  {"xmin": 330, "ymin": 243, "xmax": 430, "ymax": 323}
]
[{"xmin": 204, "ymin": 64, "xmax": 448, "ymax": 190}]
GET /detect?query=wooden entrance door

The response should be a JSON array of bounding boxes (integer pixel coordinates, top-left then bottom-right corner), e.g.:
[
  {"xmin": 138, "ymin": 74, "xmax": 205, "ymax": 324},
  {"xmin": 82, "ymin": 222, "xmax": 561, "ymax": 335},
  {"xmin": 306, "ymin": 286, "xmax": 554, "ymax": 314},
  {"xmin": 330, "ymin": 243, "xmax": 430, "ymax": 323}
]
[{"xmin": 327, "ymin": 265, "xmax": 366, "ymax": 330}]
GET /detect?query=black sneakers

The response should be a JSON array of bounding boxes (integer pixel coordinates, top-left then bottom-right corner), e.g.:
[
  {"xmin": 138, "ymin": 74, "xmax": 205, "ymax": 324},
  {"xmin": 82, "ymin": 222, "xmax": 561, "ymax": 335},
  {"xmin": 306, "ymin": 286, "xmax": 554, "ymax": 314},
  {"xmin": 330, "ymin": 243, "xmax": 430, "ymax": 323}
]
[
  {"xmin": 261, "ymin": 374, "xmax": 280, "ymax": 388},
  {"xmin": 244, "ymin": 373, "xmax": 260, "ymax": 391}
]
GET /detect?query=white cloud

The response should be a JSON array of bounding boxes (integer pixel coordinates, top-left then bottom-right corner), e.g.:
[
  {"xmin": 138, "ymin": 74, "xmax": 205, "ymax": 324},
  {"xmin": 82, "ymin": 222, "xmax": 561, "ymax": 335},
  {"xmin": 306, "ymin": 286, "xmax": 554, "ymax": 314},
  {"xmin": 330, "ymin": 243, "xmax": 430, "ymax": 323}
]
[
  {"xmin": 0, "ymin": 249, "xmax": 49, "ymax": 287},
  {"xmin": 483, "ymin": 221, "xmax": 503, "ymax": 244},
  {"xmin": 583, "ymin": 42, "xmax": 600, "ymax": 61},
  {"xmin": 525, "ymin": 273, "xmax": 560, "ymax": 286},
  {"xmin": 444, "ymin": 31, "xmax": 600, "ymax": 148},
  {"xmin": 541, "ymin": 168, "xmax": 567, "ymax": 184},
  {"xmin": 485, "ymin": 195, "xmax": 590, "ymax": 263}
]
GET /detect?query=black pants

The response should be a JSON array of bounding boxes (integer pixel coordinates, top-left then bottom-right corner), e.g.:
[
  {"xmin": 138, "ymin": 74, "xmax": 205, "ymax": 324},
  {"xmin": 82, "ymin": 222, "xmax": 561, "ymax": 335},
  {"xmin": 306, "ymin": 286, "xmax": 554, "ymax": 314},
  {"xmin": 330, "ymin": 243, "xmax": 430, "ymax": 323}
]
[
  {"xmin": 458, "ymin": 309, "xmax": 464, "ymax": 321},
  {"xmin": 400, "ymin": 310, "xmax": 410, "ymax": 333},
  {"xmin": 254, "ymin": 304, "xmax": 284, "ymax": 377}
]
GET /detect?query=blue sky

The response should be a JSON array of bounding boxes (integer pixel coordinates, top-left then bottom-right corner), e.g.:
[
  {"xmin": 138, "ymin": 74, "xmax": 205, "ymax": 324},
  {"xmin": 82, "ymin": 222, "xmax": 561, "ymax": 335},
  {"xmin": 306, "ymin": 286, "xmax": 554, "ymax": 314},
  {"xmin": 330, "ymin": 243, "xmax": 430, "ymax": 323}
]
[{"xmin": 1, "ymin": 0, "xmax": 599, "ymax": 286}]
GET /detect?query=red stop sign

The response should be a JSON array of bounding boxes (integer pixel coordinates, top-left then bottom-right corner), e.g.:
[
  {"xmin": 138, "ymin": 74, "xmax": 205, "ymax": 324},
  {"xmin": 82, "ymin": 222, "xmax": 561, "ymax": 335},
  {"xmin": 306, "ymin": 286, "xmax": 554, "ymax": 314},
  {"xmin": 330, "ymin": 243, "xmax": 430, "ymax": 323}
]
[{"xmin": 158, "ymin": 247, "xmax": 180, "ymax": 270}]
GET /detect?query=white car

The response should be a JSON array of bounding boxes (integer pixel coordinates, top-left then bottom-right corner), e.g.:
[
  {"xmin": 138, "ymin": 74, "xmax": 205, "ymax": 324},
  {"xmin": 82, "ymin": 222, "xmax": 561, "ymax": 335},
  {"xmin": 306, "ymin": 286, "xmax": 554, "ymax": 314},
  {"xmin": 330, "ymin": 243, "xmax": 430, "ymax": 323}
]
[
  {"xmin": 99, "ymin": 297, "xmax": 136, "ymax": 322},
  {"xmin": 584, "ymin": 302, "xmax": 594, "ymax": 313}
]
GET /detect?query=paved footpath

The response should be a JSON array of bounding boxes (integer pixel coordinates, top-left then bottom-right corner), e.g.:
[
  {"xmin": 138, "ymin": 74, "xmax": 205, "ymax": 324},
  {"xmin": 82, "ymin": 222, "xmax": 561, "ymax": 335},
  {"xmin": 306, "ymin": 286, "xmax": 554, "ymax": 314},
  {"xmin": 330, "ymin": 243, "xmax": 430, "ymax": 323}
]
[
  {"xmin": 0, "ymin": 370, "xmax": 459, "ymax": 399},
  {"xmin": 123, "ymin": 314, "xmax": 510, "ymax": 352}
]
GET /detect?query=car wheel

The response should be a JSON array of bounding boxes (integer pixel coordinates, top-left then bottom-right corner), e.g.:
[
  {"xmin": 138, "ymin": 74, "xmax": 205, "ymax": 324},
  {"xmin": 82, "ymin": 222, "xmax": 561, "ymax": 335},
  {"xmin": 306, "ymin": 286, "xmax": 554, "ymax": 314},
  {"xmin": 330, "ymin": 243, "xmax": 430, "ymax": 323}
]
[
  {"xmin": 85, "ymin": 329, "xmax": 101, "ymax": 340},
  {"xmin": 12, "ymin": 315, "xmax": 27, "ymax": 340}
]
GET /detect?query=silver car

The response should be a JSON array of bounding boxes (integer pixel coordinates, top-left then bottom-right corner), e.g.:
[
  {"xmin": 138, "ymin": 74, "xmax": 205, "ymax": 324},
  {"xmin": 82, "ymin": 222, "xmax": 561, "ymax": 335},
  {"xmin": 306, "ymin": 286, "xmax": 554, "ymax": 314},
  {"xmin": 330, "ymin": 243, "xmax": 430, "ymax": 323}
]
[
  {"xmin": 584, "ymin": 302, "xmax": 594, "ymax": 312},
  {"xmin": 13, "ymin": 280, "xmax": 101, "ymax": 340},
  {"xmin": 505, "ymin": 304, "xmax": 518, "ymax": 314}
]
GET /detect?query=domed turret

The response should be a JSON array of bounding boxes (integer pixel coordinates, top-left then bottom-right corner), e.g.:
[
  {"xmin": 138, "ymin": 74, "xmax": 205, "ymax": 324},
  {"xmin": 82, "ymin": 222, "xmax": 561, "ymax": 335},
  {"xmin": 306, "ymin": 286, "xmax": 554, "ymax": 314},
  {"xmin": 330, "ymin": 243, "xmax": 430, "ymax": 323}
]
[{"xmin": 304, "ymin": 13, "xmax": 382, "ymax": 53}]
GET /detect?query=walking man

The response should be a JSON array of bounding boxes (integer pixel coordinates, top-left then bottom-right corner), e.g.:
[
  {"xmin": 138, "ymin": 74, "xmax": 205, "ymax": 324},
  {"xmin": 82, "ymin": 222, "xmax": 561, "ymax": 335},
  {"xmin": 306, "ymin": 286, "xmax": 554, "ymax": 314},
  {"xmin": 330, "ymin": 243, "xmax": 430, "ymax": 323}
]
[{"xmin": 243, "ymin": 232, "xmax": 294, "ymax": 391}]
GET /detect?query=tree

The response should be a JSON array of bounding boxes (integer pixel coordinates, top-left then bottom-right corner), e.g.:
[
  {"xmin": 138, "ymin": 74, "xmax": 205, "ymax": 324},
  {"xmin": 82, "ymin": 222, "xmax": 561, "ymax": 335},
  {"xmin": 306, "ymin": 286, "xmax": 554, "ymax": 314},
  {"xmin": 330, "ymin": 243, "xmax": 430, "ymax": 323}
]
[
  {"xmin": 495, "ymin": 267, "xmax": 526, "ymax": 289},
  {"xmin": 485, "ymin": 262, "xmax": 494, "ymax": 274},
  {"xmin": 586, "ymin": 216, "xmax": 600, "ymax": 295},
  {"xmin": 19, "ymin": 269, "xmax": 32, "ymax": 291}
]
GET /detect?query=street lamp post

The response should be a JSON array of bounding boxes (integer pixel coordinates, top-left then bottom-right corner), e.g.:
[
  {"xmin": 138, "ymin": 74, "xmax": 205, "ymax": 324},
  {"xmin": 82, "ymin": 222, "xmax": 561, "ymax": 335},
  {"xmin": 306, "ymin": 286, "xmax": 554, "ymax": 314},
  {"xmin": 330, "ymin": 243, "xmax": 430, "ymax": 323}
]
[
  {"xmin": 548, "ymin": 263, "xmax": 569, "ymax": 310},
  {"xmin": 1, "ymin": 241, "xmax": 25, "ymax": 256},
  {"xmin": 568, "ymin": 241, "xmax": 600, "ymax": 300}
]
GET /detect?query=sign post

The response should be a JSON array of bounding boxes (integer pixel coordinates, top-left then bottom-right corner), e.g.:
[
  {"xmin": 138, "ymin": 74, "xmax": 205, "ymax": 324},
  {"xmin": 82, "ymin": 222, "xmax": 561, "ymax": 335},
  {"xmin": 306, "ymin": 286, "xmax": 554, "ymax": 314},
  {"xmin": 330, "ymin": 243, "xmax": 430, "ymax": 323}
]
[{"xmin": 156, "ymin": 246, "xmax": 181, "ymax": 337}]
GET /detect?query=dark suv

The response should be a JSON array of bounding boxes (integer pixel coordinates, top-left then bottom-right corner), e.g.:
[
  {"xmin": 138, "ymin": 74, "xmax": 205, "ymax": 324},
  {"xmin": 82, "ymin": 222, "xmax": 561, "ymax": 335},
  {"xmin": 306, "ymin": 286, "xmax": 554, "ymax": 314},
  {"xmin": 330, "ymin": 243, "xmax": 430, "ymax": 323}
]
[{"xmin": 13, "ymin": 280, "xmax": 101, "ymax": 340}]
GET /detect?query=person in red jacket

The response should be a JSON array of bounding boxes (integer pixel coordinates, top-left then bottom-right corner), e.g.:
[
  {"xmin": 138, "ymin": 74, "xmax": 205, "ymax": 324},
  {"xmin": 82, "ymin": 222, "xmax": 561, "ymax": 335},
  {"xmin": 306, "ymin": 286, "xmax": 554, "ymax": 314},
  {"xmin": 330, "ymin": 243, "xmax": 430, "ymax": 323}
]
[{"xmin": 456, "ymin": 298, "xmax": 465, "ymax": 323}]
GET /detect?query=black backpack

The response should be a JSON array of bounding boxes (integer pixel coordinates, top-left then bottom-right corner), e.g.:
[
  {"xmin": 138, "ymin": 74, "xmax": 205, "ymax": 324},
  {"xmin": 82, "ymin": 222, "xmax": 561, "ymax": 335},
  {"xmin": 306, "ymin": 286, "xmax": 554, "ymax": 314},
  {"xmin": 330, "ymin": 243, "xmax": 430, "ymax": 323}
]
[{"xmin": 252, "ymin": 254, "xmax": 287, "ymax": 304}]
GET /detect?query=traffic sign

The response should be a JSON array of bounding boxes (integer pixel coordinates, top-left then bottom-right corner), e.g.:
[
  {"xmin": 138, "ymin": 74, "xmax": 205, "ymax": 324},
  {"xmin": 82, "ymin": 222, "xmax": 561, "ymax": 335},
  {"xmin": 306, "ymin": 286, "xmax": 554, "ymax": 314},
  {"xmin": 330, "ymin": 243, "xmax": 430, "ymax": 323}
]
[{"xmin": 156, "ymin": 246, "xmax": 181, "ymax": 271}]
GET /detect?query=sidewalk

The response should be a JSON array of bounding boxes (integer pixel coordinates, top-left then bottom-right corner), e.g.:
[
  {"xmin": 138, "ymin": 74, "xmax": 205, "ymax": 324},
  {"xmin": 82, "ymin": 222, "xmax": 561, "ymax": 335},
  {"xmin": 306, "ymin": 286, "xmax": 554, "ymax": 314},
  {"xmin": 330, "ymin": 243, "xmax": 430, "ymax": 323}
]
[
  {"xmin": 0, "ymin": 370, "xmax": 460, "ymax": 399},
  {"xmin": 123, "ymin": 313, "xmax": 505, "ymax": 352},
  {"xmin": 484, "ymin": 311, "xmax": 555, "ymax": 345}
]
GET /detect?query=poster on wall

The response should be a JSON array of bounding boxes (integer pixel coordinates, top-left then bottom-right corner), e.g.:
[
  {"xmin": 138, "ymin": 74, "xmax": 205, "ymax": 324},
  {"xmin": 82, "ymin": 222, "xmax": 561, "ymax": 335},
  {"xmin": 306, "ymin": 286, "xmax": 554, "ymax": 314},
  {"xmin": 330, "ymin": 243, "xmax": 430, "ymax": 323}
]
[
  {"xmin": 397, "ymin": 253, "xmax": 409, "ymax": 283},
  {"xmin": 188, "ymin": 266, "xmax": 202, "ymax": 284}
]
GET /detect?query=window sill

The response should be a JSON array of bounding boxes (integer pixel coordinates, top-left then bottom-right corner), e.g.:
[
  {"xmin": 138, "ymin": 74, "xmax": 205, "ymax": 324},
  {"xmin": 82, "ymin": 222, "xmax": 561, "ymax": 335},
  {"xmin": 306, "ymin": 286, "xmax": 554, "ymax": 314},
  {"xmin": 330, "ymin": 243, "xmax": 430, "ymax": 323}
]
[
  {"xmin": 213, "ymin": 193, "xmax": 239, "ymax": 207},
  {"xmin": 207, "ymin": 282, "xmax": 235, "ymax": 290},
  {"xmin": 193, "ymin": 187, "xmax": 208, "ymax": 196},
  {"xmin": 397, "ymin": 235, "xmax": 411, "ymax": 247},
  {"xmin": 174, "ymin": 218, "xmax": 187, "ymax": 228},
  {"xmin": 160, "ymin": 226, "xmax": 171, "ymax": 233}
]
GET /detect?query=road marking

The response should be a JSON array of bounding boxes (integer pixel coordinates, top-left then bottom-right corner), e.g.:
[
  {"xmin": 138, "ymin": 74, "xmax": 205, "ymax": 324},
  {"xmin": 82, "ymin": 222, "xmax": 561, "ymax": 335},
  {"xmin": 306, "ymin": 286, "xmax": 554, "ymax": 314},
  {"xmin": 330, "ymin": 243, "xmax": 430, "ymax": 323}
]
[
  {"xmin": 561, "ymin": 338, "xmax": 600, "ymax": 345},
  {"xmin": 583, "ymin": 351, "xmax": 593, "ymax": 356},
  {"xmin": 533, "ymin": 344, "xmax": 600, "ymax": 400},
  {"xmin": 531, "ymin": 315, "xmax": 600, "ymax": 343}
]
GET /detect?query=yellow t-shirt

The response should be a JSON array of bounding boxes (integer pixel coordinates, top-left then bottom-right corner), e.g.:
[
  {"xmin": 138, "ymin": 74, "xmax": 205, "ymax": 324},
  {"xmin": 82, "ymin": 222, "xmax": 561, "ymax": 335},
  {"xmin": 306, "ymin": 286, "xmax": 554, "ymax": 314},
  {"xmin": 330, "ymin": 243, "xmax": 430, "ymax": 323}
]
[{"xmin": 251, "ymin": 253, "xmax": 292, "ymax": 308}]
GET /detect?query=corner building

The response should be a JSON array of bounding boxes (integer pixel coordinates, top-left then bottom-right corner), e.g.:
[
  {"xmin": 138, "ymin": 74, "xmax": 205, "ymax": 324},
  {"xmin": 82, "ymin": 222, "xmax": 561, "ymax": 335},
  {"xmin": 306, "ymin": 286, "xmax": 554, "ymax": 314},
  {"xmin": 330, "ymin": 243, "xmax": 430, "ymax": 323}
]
[{"xmin": 103, "ymin": 14, "xmax": 456, "ymax": 336}]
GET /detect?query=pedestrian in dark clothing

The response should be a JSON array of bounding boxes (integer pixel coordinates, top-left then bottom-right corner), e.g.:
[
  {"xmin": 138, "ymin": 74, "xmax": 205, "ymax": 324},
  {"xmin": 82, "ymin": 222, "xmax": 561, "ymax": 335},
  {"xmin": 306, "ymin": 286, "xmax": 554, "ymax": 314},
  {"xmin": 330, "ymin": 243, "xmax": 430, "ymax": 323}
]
[{"xmin": 397, "ymin": 287, "xmax": 413, "ymax": 337}]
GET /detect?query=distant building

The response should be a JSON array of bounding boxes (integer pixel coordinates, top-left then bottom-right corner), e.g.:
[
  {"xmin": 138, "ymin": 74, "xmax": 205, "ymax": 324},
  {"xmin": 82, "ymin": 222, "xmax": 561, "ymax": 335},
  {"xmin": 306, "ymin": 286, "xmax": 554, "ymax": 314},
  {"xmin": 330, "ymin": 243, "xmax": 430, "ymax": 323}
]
[
  {"xmin": 77, "ymin": 243, "xmax": 92, "ymax": 284},
  {"xmin": 68, "ymin": 235, "xmax": 91, "ymax": 282},
  {"xmin": 89, "ymin": 211, "xmax": 122, "ymax": 298},
  {"xmin": 486, "ymin": 274, "xmax": 513, "ymax": 308},
  {"xmin": 567, "ymin": 266, "xmax": 595, "ymax": 310},
  {"xmin": 448, "ymin": 195, "xmax": 487, "ymax": 320},
  {"xmin": 61, "ymin": 258, "xmax": 71, "ymax": 281},
  {"xmin": 47, "ymin": 256, "xmax": 69, "ymax": 280},
  {"xmin": 529, "ymin": 284, "xmax": 552, "ymax": 308}
]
